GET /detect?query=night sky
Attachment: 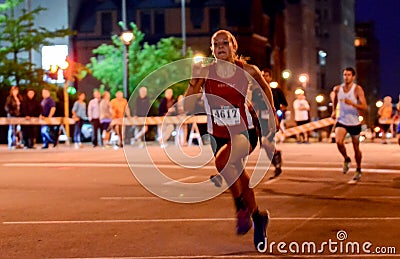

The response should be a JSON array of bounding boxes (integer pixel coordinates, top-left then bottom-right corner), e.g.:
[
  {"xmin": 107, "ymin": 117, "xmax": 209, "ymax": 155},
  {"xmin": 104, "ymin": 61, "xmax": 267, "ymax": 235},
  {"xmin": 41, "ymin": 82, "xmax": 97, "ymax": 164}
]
[{"xmin": 355, "ymin": 0, "xmax": 400, "ymax": 102}]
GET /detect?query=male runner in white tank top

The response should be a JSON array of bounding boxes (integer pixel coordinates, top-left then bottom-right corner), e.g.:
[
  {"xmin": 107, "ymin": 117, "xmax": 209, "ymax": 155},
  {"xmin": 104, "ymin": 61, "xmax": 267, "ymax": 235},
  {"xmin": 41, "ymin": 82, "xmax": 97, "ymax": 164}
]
[{"xmin": 331, "ymin": 67, "xmax": 367, "ymax": 182}]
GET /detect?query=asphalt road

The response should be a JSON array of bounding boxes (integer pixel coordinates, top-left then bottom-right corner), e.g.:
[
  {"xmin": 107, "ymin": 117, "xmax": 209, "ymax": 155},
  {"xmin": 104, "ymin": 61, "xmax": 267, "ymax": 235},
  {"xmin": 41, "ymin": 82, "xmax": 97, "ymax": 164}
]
[{"xmin": 0, "ymin": 142, "xmax": 399, "ymax": 258}]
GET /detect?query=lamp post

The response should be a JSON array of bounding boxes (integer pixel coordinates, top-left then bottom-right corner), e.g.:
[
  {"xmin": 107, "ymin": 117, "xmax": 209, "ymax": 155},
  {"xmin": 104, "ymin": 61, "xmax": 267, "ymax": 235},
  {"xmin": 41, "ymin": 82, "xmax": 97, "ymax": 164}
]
[
  {"xmin": 298, "ymin": 73, "xmax": 309, "ymax": 88},
  {"xmin": 316, "ymin": 94, "xmax": 324, "ymax": 119},
  {"xmin": 120, "ymin": 31, "xmax": 134, "ymax": 99}
]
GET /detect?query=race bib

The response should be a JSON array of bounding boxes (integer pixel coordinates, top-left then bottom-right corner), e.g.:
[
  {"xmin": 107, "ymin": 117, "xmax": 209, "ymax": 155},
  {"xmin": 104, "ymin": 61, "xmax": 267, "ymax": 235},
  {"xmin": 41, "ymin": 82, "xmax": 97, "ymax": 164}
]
[{"xmin": 212, "ymin": 107, "xmax": 240, "ymax": 126}]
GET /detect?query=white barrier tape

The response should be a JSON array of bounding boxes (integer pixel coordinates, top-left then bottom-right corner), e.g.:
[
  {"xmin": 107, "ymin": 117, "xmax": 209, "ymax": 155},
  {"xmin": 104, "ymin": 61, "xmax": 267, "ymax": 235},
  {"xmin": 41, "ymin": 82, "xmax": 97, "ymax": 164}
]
[
  {"xmin": 0, "ymin": 117, "xmax": 75, "ymax": 125},
  {"xmin": 112, "ymin": 115, "xmax": 208, "ymax": 126},
  {"xmin": 276, "ymin": 117, "xmax": 335, "ymax": 139}
]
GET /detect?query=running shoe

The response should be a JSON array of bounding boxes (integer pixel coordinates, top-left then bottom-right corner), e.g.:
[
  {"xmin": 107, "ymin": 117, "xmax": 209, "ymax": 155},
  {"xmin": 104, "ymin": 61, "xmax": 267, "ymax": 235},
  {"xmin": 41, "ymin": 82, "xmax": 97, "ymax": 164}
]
[
  {"xmin": 252, "ymin": 210, "xmax": 269, "ymax": 251},
  {"xmin": 273, "ymin": 151, "xmax": 282, "ymax": 178},
  {"xmin": 274, "ymin": 167, "xmax": 282, "ymax": 178},
  {"xmin": 210, "ymin": 174, "xmax": 222, "ymax": 188},
  {"xmin": 343, "ymin": 157, "xmax": 351, "ymax": 174},
  {"xmin": 236, "ymin": 208, "xmax": 252, "ymax": 235},
  {"xmin": 352, "ymin": 169, "xmax": 362, "ymax": 181}
]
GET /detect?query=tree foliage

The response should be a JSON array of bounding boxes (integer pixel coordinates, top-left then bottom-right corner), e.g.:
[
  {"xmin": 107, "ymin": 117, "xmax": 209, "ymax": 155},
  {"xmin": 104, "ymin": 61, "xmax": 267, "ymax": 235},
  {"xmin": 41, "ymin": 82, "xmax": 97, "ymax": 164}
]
[
  {"xmin": 87, "ymin": 22, "xmax": 193, "ymax": 98},
  {"xmin": 0, "ymin": 0, "xmax": 73, "ymax": 94}
]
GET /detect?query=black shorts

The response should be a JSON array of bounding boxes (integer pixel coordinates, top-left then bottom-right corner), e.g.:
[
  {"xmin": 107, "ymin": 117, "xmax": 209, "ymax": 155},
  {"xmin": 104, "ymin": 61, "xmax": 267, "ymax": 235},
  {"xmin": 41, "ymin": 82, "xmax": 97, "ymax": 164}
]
[
  {"xmin": 210, "ymin": 128, "xmax": 258, "ymax": 156},
  {"xmin": 335, "ymin": 122, "xmax": 362, "ymax": 136},
  {"xmin": 380, "ymin": 123, "xmax": 391, "ymax": 132},
  {"xmin": 296, "ymin": 119, "xmax": 310, "ymax": 126}
]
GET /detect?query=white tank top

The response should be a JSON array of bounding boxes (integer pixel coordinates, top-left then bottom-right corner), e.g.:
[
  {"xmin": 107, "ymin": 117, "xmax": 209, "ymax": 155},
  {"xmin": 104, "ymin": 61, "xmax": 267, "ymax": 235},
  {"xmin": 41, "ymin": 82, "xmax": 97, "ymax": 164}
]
[{"xmin": 337, "ymin": 83, "xmax": 360, "ymax": 126}]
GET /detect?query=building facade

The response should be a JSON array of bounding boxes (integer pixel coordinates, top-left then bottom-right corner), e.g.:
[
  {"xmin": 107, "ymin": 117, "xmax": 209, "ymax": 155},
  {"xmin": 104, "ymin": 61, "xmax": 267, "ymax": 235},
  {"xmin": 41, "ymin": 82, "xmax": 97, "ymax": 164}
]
[
  {"xmin": 355, "ymin": 21, "xmax": 380, "ymax": 127},
  {"xmin": 69, "ymin": 0, "xmax": 357, "ymax": 121}
]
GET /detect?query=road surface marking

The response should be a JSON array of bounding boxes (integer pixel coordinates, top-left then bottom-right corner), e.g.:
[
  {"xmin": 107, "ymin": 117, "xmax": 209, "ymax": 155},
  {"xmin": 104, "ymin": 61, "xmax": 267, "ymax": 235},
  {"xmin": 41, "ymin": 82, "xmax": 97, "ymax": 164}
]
[
  {"xmin": 58, "ymin": 255, "xmax": 400, "ymax": 259},
  {"xmin": 164, "ymin": 176, "xmax": 197, "ymax": 185},
  {"xmin": 3, "ymin": 163, "xmax": 400, "ymax": 174},
  {"xmin": 4, "ymin": 217, "xmax": 400, "ymax": 225},
  {"xmin": 100, "ymin": 195, "xmax": 400, "ymax": 200}
]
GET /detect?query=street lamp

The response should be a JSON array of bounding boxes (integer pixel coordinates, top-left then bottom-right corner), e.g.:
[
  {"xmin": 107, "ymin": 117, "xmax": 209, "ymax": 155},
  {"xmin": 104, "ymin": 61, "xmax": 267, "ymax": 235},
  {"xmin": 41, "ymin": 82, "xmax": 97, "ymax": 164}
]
[
  {"xmin": 316, "ymin": 94, "xmax": 325, "ymax": 119},
  {"xmin": 193, "ymin": 54, "xmax": 204, "ymax": 64},
  {"xmin": 298, "ymin": 73, "xmax": 309, "ymax": 88},
  {"xmin": 282, "ymin": 70, "xmax": 291, "ymax": 80},
  {"xmin": 120, "ymin": 30, "xmax": 134, "ymax": 99},
  {"xmin": 294, "ymin": 88, "xmax": 305, "ymax": 95},
  {"xmin": 315, "ymin": 94, "xmax": 324, "ymax": 104}
]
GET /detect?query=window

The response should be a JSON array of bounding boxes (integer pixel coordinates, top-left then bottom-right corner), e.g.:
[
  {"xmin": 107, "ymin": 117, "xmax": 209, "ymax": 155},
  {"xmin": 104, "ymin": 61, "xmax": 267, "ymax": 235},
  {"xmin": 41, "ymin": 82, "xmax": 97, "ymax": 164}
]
[
  {"xmin": 354, "ymin": 37, "xmax": 367, "ymax": 47},
  {"xmin": 140, "ymin": 11, "xmax": 152, "ymax": 36},
  {"xmin": 209, "ymin": 8, "xmax": 220, "ymax": 33},
  {"xmin": 101, "ymin": 12, "xmax": 113, "ymax": 36},
  {"xmin": 318, "ymin": 50, "xmax": 327, "ymax": 66},
  {"xmin": 154, "ymin": 11, "xmax": 165, "ymax": 35}
]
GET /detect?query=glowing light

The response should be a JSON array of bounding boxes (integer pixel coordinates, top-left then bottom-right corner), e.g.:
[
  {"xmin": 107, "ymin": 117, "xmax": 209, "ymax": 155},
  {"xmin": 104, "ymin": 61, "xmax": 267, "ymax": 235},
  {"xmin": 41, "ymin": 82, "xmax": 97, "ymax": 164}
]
[
  {"xmin": 67, "ymin": 86, "xmax": 76, "ymax": 95},
  {"xmin": 295, "ymin": 88, "xmax": 304, "ymax": 95},
  {"xmin": 193, "ymin": 54, "xmax": 204, "ymax": 64},
  {"xmin": 376, "ymin": 100, "xmax": 383, "ymax": 108},
  {"xmin": 49, "ymin": 64, "xmax": 58, "ymax": 73},
  {"xmin": 374, "ymin": 126, "xmax": 381, "ymax": 133},
  {"xmin": 316, "ymin": 94, "xmax": 324, "ymax": 103},
  {"xmin": 270, "ymin": 81, "xmax": 278, "ymax": 88},
  {"xmin": 318, "ymin": 50, "xmax": 327, "ymax": 58},
  {"xmin": 358, "ymin": 116, "xmax": 364, "ymax": 122},
  {"xmin": 298, "ymin": 73, "xmax": 309, "ymax": 84},
  {"xmin": 120, "ymin": 31, "xmax": 134, "ymax": 45},
  {"xmin": 59, "ymin": 60, "xmax": 69, "ymax": 70},
  {"xmin": 282, "ymin": 70, "xmax": 291, "ymax": 79}
]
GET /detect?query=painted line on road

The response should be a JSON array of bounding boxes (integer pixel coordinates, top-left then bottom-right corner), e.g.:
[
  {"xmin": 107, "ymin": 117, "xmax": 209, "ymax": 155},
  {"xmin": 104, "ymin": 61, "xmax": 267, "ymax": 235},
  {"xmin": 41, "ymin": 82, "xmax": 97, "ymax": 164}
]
[
  {"xmin": 3, "ymin": 163, "xmax": 400, "ymax": 174},
  {"xmin": 164, "ymin": 176, "xmax": 197, "ymax": 185},
  {"xmin": 4, "ymin": 216, "xmax": 400, "ymax": 225},
  {"xmin": 57, "ymin": 255, "xmax": 400, "ymax": 259},
  {"xmin": 99, "ymin": 195, "xmax": 400, "ymax": 201}
]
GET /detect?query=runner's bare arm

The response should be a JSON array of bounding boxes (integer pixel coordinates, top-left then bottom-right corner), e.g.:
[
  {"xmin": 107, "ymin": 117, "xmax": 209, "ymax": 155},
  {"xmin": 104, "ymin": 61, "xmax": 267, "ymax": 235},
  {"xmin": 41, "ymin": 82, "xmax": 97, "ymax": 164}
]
[
  {"xmin": 354, "ymin": 85, "xmax": 368, "ymax": 111},
  {"xmin": 331, "ymin": 86, "xmax": 339, "ymax": 118},
  {"xmin": 184, "ymin": 63, "xmax": 208, "ymax": 112}
]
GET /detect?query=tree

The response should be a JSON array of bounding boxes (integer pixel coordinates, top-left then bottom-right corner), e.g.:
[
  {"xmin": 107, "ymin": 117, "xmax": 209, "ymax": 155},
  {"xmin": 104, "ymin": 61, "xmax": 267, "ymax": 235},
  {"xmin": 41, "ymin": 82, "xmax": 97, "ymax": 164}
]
[
  {"xmin": 0, "ymin": 0, "xmax": 72, "ymax": 93},
  {"xmin": 87, "ymin": 22, "xmax": 193, "ymax": 98}
]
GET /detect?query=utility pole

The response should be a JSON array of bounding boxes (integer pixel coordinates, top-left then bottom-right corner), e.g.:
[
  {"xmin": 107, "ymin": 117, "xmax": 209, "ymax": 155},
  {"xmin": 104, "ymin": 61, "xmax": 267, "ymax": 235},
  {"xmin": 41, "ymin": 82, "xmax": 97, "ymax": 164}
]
[
  {"xmin": 122, "ymin": 0, "xmax": 129, "ymax": 98},
  {"xmin": 181, "ymin": 0, "xmax": 186, "ymax": 56}
]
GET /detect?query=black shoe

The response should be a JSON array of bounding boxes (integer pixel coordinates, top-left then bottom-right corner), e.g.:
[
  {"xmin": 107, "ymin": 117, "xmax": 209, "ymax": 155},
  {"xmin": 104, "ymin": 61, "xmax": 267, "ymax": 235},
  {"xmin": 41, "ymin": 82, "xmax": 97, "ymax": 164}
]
[
  {"xmin": 272, "ymin": 151, "xmax": 282, "ymax": 168},
  {"xmin": 274, "ymin": 167, "xmax": 282, "ymax": 178},
  {"xmin": 210, "ymin": 174, "xmax": 222, "ymax": 187},
  {"xmin": 252, "ymin": 210, "xmax": 269, "ymax": 251},
  {"xmin": 41, "ymin": 145, "xmax": 49, "ymax": 149},
  {"xmin": 236, "ymin": 208, "xmax": 252, "ymax": 235}
]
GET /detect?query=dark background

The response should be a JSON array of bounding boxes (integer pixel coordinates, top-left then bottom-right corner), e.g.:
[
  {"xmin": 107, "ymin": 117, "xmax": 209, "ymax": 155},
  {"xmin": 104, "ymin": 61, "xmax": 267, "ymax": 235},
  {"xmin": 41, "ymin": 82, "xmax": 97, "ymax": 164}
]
[{"xmin": 356, "ymin": 0, "xmax": 400, "ymax": 101}]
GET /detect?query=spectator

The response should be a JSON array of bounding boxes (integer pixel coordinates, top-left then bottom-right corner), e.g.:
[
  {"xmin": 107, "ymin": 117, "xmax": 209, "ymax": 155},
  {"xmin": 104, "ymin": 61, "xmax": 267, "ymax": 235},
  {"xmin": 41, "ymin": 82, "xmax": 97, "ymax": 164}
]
[
  {"xmin": 88, "ymin": 89, "xmax": 101, "ymax": 147},
  {"xmin": 100, "ymin": 91, "xmax": 113, "ymax": 147},
  {"xmin": 110, "ymin": 90, "xmax": 130, "ymax": 148},
  {"xmin": 132, "ymin": 86, "xmax": 150, "ymax": 147},
  {"xmin": 293, "ymin": 91, "xmax": 311, "ymax": 143},
  {"xmin": 72, "ymin": 92, "xmax": 87, "ymax": 148},
  {"xmin": 176, "ymin": 94, "xmax": 188, "ymax": 146},
  {"xmin": 21, "ymin": 89, "xmax": 41, "ymax": 149},
  {"xmin": 378, "ymin": 96, "xmax": 393, "ymax": 144},
  {"xmin": 40, "ymin": 88, "xmax": 57, "ymax": 149},
  {"xmin": 4, "ymin": 86, "xmax": 23, "ymax": 149},
  {"xmin": 157, "ymin": 88, "xmax": 176, "ymax": 148}
]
